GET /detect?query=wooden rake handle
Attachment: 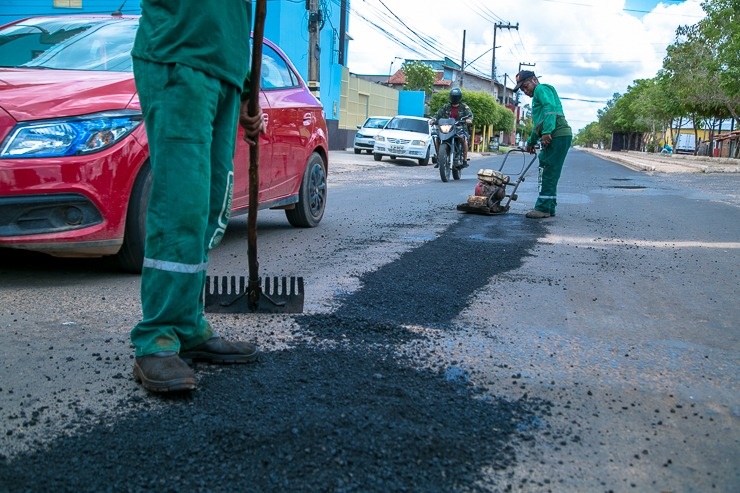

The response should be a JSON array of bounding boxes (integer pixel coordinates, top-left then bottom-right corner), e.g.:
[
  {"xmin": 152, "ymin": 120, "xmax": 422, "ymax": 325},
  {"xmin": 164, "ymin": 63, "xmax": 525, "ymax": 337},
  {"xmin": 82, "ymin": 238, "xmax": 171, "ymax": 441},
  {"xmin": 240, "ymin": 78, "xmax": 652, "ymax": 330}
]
[{"xmin": 247, "ymin": 0, "xmax": 266, "ymax": 308}]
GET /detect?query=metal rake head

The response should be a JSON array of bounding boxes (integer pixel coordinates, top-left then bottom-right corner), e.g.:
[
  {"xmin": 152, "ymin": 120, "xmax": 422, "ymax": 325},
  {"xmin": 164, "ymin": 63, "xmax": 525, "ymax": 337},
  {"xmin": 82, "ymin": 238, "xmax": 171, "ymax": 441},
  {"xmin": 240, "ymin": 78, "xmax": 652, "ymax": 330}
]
[{"xmin": 204, "ymin": 275, "xmax": 305, "ymax": 313}]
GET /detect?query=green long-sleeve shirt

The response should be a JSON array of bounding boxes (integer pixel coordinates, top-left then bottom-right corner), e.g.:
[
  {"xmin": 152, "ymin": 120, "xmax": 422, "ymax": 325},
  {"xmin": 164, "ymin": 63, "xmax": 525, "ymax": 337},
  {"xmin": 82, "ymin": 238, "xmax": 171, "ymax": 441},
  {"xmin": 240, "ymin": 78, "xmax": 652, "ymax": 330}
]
[
  {"xmin": 526, "ymin": 83, "xmax": 572, "ymax": 146},
  {"xmin": 132, "ymin": 0, "xmax": 252, "ymax": 92}
]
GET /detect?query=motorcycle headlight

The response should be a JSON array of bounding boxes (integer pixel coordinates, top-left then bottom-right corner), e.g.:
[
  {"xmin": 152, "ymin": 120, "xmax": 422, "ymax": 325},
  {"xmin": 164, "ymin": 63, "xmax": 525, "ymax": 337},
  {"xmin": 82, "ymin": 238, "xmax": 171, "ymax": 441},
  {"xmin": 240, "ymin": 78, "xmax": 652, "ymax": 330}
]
[
  {"xmin": 439, "ymin": 124, "xmax": 453, "ymax": 133},
  {"xmin": 1, "ymin": 110, "xmax": 143, "ymax": 159}
]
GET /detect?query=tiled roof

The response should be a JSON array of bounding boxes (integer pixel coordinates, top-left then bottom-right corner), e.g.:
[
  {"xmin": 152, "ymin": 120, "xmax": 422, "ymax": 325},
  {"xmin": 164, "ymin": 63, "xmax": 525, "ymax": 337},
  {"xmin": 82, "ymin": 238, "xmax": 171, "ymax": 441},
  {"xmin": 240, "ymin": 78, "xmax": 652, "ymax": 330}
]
[{"xmin": 387, "ymin": 69, "xmax": 451, "ymax": 87}]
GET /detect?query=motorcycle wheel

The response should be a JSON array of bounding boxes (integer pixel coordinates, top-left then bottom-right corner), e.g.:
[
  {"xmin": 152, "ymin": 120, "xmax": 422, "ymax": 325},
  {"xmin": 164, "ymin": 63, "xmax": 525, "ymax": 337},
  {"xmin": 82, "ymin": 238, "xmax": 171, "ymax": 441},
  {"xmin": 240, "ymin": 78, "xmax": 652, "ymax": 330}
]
[
  {"xmin": 452, "ymin": 167, "xmax": 461, "ymax": 180},
  {"xmin": 438, "ymin": 142, "xmax": 451, "ymax": 182}
]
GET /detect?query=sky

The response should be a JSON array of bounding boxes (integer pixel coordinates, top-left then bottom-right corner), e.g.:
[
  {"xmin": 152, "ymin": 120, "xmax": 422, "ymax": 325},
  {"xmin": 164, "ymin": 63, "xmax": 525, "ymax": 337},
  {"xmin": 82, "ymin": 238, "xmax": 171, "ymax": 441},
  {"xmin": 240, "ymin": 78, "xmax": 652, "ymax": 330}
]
[{"xmin": 343, "ymin": 0, "xmax": 707, "ymax": 132}]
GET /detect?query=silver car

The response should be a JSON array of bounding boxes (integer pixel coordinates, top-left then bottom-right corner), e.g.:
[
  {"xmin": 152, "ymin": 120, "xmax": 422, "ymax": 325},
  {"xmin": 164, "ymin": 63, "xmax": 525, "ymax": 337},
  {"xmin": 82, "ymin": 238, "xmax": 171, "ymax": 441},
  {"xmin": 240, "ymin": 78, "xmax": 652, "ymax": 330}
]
[
  {"xmin": 372, "ymin": 115, "xmax": 435, "ymax": 166},
  {"xmin": 353, "ymin": 116, "xmax": 390, "ymax": 154}
]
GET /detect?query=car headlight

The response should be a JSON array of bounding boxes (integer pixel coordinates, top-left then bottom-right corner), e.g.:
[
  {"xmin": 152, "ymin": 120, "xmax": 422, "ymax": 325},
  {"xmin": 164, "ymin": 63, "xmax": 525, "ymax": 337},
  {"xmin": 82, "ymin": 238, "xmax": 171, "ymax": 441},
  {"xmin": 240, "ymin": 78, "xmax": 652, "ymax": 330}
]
[
  {"xmin": 0, "ymin": 110, "xmax": 143, "ymax": 158},
  {"xmin": 411, "ymin": 140, "xmax": 426, "ymax": 146},
  {"xmin": 375, "ymin": 135, "xmax": 385, "ymax": 142}
]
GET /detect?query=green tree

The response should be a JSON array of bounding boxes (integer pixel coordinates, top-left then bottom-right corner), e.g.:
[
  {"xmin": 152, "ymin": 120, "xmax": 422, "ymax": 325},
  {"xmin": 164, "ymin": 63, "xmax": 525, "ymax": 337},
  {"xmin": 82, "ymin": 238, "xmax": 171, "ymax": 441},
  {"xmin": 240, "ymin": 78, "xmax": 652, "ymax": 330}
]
[
  {"xmin": 574, "ymin": 122, "xmax": 608, "ymax": 149},
  {"xmin": 700, "ymin": 0, "xmax": 740, "ymax": 104},
  {"xmin": 401, "ymin": 61, "xmax": 436, "ymax": 95}
]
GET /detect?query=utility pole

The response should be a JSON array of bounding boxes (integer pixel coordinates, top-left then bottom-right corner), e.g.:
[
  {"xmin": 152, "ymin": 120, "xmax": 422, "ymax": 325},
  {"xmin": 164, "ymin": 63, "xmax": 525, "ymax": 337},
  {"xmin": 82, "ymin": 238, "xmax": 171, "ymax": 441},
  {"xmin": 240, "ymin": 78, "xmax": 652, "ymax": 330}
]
[
  {"xmin": 307, "ymin": 0, "xmax": 321, "ymax": 100},
  {"xmin": 518, "ymin": 61, "xmax": 535, "ymax": 74},
  {"xmin": 338, "ymin": 0, "xmax": 347, "ymax": 65},
  {"xmin": 516, "ymin": 62, "xmax": 536, "ymax": 105},
  {"xmin": 502, "ymin": 73, "xmax": 508, "ymax": 105},
  {"xmin": 459, "ymin": 30, "xmax": 466, "ymax": 88},
  {"xmin": 491, "ymin": 22, "xmax": 518, "ymax": 97}
]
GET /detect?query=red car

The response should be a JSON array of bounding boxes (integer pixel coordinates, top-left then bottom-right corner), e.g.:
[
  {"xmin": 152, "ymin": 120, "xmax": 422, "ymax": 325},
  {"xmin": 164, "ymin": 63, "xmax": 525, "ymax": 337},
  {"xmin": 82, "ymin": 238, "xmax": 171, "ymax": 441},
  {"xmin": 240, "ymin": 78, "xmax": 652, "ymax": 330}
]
[{"xmin": 0, "ymin": 15, "xmax": 328, "ymax": 271}]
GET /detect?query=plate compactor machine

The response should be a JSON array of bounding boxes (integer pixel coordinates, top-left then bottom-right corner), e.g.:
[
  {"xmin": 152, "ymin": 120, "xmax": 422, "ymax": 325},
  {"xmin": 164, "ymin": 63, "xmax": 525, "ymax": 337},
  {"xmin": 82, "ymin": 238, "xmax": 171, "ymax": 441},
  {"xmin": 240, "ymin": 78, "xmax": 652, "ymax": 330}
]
[{"xmin": 456, "ymin": 147, "xmax": 539, "ymax": 215}]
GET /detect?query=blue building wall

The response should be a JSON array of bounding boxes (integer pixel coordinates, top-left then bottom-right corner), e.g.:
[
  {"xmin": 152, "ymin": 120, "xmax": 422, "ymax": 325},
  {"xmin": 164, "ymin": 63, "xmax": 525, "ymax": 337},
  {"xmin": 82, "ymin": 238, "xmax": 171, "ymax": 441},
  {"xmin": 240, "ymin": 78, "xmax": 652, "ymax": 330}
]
[
  {"xmin": 398, "ymin": 91, "xmax": 426, "ymax": 117},
  {"xmin": 0, "ymin": 0, "xmax": 344, "ymax": 132}
]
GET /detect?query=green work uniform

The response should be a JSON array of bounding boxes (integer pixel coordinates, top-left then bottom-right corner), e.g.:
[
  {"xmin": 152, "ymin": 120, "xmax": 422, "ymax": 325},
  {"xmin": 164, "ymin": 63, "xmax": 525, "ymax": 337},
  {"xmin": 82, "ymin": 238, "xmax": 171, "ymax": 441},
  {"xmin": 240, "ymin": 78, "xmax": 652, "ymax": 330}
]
[
  {"xmin": 130, "ymin": 0, "xmax": 252, "ymax": 357},
  {"xmin": 526, "ymin": 83, "xmax": 572, "ymax": 215}
]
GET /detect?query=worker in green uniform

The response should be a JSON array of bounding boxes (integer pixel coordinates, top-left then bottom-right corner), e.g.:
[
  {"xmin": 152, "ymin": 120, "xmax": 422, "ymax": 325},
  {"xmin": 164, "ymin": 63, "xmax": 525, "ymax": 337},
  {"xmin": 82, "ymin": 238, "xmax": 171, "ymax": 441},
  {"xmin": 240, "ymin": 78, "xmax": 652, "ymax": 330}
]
[
  {"xmin": 513, "ymin": 70, "xmax": 572, "ymax": 219},
  {"xmin": 130, "ymin": 0, "xmax": 265, "ymax": 393}
]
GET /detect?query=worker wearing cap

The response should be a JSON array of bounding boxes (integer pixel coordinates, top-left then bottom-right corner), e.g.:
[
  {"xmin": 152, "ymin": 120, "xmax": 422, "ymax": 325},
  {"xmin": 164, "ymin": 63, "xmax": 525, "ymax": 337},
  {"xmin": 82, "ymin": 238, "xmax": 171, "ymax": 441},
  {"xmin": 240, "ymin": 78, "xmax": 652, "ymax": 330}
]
[{"xmin": 513, "ymin": 70, "xmax": 572, "ymax": 219}]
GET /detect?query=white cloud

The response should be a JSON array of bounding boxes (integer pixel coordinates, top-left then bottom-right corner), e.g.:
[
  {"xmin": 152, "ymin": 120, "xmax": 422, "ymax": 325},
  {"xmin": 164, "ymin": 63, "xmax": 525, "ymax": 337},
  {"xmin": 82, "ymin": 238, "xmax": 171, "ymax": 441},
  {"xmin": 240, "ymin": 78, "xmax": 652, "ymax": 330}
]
[{"xmin": 345, "ymin": 0, "xmax": 706, "ymax": 131}]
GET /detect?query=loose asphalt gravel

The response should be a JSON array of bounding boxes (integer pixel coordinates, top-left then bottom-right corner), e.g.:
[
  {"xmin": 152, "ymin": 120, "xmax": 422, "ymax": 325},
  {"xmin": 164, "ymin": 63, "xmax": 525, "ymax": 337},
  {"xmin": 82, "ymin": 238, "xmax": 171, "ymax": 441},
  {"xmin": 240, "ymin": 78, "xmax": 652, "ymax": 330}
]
[
  {"xmin": 0, "ymin": 215, "xmax": 553, "ymax": 493},
  {"xmin": 1, "ymin": 148, "xmax": 737, "ymax": 492}
]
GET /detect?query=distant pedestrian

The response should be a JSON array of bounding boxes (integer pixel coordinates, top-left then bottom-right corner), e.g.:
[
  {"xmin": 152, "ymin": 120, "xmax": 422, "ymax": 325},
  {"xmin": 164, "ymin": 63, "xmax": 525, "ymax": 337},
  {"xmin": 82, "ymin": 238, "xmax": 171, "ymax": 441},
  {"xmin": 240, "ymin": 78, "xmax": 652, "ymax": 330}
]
[{"xmin": 513, "ymin": 70, "xmax": 572, "ymax": 219}]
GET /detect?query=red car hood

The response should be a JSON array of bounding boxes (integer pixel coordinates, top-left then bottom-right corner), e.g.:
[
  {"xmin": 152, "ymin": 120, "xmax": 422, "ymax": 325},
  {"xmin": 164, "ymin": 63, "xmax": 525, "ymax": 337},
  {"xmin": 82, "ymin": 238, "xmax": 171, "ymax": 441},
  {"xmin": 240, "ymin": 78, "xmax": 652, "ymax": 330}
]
[{"xmin": 0, "ymin": 69, "xmax": 138, "ymax": 122}]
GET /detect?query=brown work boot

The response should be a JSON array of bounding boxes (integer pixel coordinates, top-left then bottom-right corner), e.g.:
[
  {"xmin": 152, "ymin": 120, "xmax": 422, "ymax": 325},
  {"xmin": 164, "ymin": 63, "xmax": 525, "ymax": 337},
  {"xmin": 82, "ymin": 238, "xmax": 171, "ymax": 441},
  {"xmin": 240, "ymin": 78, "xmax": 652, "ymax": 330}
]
[
  {"xmin": 180, "ymin": 336, "xmax": 259, "ymax": 364},
  {"xmin": 525, "ymin": 209, "xmax": 551, "ymax": 219},
  {"xmin": 133, "ymin": 353, "xmax": 196, "ymax": 393}
]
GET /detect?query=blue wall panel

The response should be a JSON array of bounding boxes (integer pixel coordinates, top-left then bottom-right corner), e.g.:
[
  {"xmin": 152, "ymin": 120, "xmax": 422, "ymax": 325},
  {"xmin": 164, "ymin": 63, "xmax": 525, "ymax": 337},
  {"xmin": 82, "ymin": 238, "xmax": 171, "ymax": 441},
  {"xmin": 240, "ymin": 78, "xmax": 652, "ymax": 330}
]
[{"xmin": 398, "ymin": 91, "xmax": 426, "ymax": 117}]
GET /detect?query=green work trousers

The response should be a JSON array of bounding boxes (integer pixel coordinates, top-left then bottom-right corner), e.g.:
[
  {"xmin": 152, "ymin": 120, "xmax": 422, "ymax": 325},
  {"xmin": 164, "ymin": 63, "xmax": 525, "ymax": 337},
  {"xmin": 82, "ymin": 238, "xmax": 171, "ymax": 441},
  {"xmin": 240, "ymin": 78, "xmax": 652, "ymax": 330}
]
[
  {"xmin": 535, "ymin": 135, "xmax": 572, "ymax": 215},
  {"xmin": 130, "ymin": 59, "xmax": 240, "ymax": 357}
]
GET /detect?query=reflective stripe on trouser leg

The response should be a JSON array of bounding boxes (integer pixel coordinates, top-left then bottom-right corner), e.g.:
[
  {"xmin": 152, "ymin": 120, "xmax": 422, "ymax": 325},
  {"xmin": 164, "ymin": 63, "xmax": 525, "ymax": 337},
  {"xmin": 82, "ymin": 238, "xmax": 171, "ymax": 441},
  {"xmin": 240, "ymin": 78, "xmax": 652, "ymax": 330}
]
[
  {"xmin": 130, "ymin": 60, "xmax": 239, "ymax": 357},
  {"xmin": 535, "ymin": 135, "xmax": 572, "ymax": 215}
]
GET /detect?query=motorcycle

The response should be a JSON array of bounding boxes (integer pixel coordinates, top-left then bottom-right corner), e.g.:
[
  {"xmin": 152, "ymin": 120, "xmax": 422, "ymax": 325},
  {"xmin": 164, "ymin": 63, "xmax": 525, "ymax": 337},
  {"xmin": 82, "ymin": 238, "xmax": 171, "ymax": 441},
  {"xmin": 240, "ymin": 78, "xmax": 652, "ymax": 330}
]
[{"xmin": 432, "ymin": 118, "xmax": 468, "ymax": 182}]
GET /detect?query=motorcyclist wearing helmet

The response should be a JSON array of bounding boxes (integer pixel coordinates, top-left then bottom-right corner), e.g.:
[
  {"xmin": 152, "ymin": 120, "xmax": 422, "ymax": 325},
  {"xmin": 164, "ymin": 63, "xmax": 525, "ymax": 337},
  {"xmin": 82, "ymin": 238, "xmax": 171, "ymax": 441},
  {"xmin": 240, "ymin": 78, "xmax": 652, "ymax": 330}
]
[{"xmin": 431, "ymin": 87, "xmax": 474, "ymax": 164}]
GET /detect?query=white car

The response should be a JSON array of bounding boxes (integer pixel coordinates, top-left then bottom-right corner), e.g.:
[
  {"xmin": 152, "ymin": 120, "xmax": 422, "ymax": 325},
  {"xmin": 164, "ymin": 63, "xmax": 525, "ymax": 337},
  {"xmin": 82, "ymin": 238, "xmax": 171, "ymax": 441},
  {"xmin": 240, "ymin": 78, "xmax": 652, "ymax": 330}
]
[
  {"xmin": 372, "ymin": 115, "xmax": 435, "ymax": 166},
  {"xmin": 353, "ymin": 116, "xmax": 391, "ymax": 154}
]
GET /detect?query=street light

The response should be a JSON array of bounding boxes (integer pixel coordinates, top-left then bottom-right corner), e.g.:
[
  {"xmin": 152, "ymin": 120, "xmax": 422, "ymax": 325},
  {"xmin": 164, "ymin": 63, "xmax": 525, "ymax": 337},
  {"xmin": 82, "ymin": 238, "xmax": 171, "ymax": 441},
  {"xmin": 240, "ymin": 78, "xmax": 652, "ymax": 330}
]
[{"xmin": 388, "ymin": 56, "xmax": 403, "ymax": 83}]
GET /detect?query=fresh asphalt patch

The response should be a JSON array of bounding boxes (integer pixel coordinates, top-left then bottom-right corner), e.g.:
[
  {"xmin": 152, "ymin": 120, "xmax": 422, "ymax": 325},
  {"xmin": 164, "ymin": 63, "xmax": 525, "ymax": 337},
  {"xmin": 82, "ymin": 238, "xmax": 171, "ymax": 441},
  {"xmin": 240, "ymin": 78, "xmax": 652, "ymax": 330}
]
[{"xmin": 0, "ymin": 213, "xmax": 557, "ymax": 492}]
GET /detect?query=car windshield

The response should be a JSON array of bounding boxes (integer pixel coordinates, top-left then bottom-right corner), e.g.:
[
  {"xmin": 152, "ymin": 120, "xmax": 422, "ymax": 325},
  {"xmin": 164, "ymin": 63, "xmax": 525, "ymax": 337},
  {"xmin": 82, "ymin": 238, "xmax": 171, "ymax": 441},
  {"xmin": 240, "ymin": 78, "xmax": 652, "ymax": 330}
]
[
  {"xmin": 386, "ymin": 118, "xmax": 428, "ymax": 134},
  {"xmin": 364, "ymin": 118, "xmax": 389, "ymax": 129},
  {"xmin": 0, "ymin": 17, "xmax": 137, "ymax": 72}
]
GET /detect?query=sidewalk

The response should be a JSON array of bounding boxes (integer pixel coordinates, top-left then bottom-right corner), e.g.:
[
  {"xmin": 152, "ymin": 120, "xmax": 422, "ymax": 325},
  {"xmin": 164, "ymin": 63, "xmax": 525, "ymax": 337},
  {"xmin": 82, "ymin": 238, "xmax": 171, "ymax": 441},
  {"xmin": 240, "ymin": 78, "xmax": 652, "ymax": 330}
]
[{"xmin": 578, "ymin": 147, "xmax": 739, "ymax": 173}]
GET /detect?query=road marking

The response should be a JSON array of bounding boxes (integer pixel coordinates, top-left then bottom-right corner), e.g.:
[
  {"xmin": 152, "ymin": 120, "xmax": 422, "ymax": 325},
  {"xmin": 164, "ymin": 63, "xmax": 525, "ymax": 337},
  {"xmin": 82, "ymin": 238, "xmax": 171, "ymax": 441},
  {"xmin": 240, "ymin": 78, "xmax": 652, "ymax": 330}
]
[{"xmin": 542, "ymin": 235, "xmax": 740, "ymax": 249}]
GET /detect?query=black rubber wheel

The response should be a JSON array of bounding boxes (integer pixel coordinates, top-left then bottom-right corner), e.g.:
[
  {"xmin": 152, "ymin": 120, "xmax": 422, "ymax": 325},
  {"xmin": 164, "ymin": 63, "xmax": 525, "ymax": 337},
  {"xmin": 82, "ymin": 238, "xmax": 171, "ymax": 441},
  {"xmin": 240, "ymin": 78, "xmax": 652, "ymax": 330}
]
[
  {"xmin": 373, "ymin": 153, "xmax": 382, "ymax": 161},
  {"xmin": 115, "ymin": 161, "xmax": 151, "ymax": 273},
  {"xmin": 418, "ymin": 147, "xmax": 430, "ymax": 166},
  {"xmin": 438, "ymin": 143, "xmax": 451, "ymax": 182},
  {"xmin": 286, "ymin": 152, "xmax": 327, "ymax": 228},
  {"xmin": 354, "ymin": 148, "xmax": 361, "ymax": 154},
  {"xmin": 452, "ymin": 167, "xmax": 461, "ymax": 180}
]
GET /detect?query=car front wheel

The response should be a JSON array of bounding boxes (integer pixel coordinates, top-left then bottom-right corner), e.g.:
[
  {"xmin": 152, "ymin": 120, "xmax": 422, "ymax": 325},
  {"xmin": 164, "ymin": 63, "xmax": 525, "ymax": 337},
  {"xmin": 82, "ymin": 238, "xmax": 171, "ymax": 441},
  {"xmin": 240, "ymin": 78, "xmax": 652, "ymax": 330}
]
[
  {"xmin": 286, "ymin": 152, "xmax": 327, "ymax": 228},
  {"xmin": 115, "ymin": 161, "xmax": 151, "ymax": 273},
  {"xmin": 418, "ymin": 147, "xmax": 430, "ymax": 166},
  {"xmin": 373, "ymin": 153, "xmax": 382, "ymax": 161}
]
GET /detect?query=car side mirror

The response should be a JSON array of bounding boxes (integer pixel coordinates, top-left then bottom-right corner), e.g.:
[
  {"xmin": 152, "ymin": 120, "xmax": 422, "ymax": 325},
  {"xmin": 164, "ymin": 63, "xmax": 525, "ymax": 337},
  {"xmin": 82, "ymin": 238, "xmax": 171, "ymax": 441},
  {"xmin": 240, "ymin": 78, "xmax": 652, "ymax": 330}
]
[{"xmin": 357, "ymin": 125, "xmax": 361, "ymax": 129}]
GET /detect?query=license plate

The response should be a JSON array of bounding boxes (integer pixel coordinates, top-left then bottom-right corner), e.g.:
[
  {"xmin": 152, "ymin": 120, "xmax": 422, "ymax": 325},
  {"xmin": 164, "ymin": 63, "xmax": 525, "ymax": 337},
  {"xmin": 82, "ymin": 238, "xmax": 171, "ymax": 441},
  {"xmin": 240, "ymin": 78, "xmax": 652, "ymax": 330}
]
[{"xmin": 390, "ymin": 145, "xmax": 404, "ymax": 153}]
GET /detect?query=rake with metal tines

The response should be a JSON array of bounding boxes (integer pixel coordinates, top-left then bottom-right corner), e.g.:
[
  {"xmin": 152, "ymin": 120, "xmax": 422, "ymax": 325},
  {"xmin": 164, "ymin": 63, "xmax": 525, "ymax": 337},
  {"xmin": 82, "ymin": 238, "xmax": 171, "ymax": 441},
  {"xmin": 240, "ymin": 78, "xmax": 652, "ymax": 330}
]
[
  {"xmin": 204, "ymin": 0, "xmax": 304, "ymax": 314},
  {"xmin": 204, "ymin": 275, "xmax": 304, "ymax": 313}
]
